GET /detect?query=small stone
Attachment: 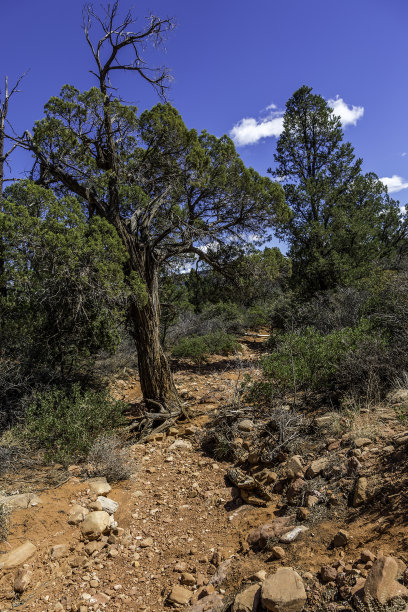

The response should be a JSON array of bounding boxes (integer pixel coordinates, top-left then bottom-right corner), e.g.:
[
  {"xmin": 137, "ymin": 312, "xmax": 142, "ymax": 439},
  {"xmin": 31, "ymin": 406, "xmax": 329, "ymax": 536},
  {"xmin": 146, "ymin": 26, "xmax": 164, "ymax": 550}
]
[
  {"xmin": 353, "ymin": 477, "xmax": 368, "ymax": 507},
  {"xmin": 306, "ymin": 457, "xmax": 329, "ymax": 479},
  {"xmin": 50, "ymin": 544, "xmax": 68, "ymax": 560},
  {"xmin": 140, "ymin": 537, "xmax": 153, "ymax": 548},
  {"xmin": 333, "ymin": 530, "xmax": 348, "ymax": 548},
  {"xmin": 232, "ymin": 583, "xmax": 261, "ymax": 612},
  {"xmin": 306, "ymin": 495, "xmax": 319, "ymax": 509},
  {"xmin": 279, "ymin": 526, "xmax": 308, "ymax": 543},
  {"xmin": 361, "ymin": 549, "xmax": 376, "ymax": 563},
  {"xmin": 354, "ymin": 437, "xmax": 372, "ymax": 448},
  {"xmin": 96, "ymin": 496, "xmax": 119, "ymax": 515},
  {"xmin": 180, "ymin": 572, "xmax": 196, "ymax": 586},
  {"xmin": 0, "ymin": 541, "xmax": 37, "ymax": 569},
  {"xmin": 237, "ymin": 419, "xmax": 254, "ymax": 432},
  {"xmin": 13, "ymin": 568, "xmax": 32, "ymax": 593},
  {"xmin": 80, "ymin": 511, "xmax": 112, "ymax": 540},
  {"xmin": 320, "ymin": 566, "xmax": 337, "ymax": 583},
  {"xmin": 269, "ymin": 546, "xmax": 285, "ymax": 560},
  {"xmin": 168, "ymin": 585, "xmax": 192, "ymax": 605},
  {"xmin": 168, "ymin": 439, "xmax": 192, "ymax": 451},
  {"xmin": 364, "ymin": 556, "xmax": 408, "ymax": 604},
  {"xmin": 297, "ymin": 508, "xmax": 310, "ymax": 521},
  {"xmin": 87, "ymin": 477, "xmax": 111, "ymax": 495}
]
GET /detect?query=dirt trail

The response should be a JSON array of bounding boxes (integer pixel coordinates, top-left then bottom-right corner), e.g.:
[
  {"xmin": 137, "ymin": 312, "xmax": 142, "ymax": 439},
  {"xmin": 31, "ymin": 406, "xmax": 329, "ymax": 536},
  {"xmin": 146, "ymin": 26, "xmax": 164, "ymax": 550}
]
[{"xmin": 1, "ymin": 336, "xmax": 408, "ymax": 611}]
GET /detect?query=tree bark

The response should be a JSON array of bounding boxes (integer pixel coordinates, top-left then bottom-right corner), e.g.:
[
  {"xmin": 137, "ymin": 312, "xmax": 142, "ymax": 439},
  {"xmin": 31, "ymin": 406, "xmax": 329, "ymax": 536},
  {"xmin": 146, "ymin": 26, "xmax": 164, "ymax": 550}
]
[{"xmin": 128, "ymin": 255, "xmax": 179, "ymax": 413}]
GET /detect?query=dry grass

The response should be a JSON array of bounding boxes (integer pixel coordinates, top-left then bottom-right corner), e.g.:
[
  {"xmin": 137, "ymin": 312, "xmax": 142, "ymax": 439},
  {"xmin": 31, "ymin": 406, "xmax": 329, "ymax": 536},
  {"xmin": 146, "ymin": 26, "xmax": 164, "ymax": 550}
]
[{"xmin": 87, "ymin": 434, "xmax": 137, "ymax": 482}]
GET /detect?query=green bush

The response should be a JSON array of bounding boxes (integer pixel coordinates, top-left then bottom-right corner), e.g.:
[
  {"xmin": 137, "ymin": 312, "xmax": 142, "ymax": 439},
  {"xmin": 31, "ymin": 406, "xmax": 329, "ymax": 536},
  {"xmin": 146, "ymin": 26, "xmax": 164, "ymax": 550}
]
[
  {"xmin": 172, "ymin": 331, "xmax": 240, "ymax": 363},
  {"xmin": 23, "ymin": 385, "xmax": 126, "ymax": 464},
  {"xmin": 260, "ymin": 320, "xmax": 383, "ymax": 396}
]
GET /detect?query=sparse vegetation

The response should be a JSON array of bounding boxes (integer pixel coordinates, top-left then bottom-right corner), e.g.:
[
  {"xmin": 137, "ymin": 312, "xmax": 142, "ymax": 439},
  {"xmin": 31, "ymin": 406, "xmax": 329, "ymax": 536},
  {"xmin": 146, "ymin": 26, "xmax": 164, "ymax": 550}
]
[
  {"xmin": 22, "ymin": 385, "xmax": 126, "ymax": 464},
  {"xmin": 87, "ymin": 434, "xmax": 136, "ymax": 482}
]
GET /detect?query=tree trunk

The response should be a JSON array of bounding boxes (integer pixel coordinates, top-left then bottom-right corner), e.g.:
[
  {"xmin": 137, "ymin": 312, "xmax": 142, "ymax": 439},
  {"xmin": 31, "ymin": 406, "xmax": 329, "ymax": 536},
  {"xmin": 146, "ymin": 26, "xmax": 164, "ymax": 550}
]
[{"xmin": 128, "ymin": 258, "xmax": 179, "ymax": 413}]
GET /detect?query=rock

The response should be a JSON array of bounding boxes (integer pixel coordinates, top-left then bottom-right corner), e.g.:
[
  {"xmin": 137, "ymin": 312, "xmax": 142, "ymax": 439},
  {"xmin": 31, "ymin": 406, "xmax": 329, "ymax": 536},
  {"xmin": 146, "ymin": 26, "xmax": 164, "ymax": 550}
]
[
  {"xmin": 238, "ymin": 419, "xmax": 254, "ymax": 432},
  {"xmin": 140, "ymin": 537, "xmax": 153, "ymax": 548},
  {"xmin": 354, "ymin": 438, "xmax": 372, "ymax": 448},
  {"xmin": 353, "ymin": 477, "xmax": 368, "ymax": 507},
  {"xmin": 320, "ymin": 566, "xmax": 337, "ymax": 583},
  {"xmin": 261, "ymin": 568, "xmax": 307, "ymax": 612},
  {"xmin": 13, "ymin": 568, "xmax": 32, "ymax": 593},
  {"xmin": 333, "ymin": 530, "xmax": 349, "ymax": 548},
  {"xmin": 0, "ymin": 541, "xmax": 37, "ymax": 569},
  {"xmin": 250, "ymin": 570, "xmax": 267, "ymax": 582},
  {"xmin": 0, "ymin": 493, "xmax": 43, "ymax": 511},
  {"xmin": 306, "ymin": 495, "xmax": 319, "ymax": 509},
  {"xmin": 279, "ymin": 526, "xmax": 308, "ymax": 543},
  {"xmin": 232, "ymin": 584, "xmax": 261, "ymax": 611},
  {"xmin": 306, "ymin": 457, "xmax": 329, "ymax": 479},
  {"xmin": 209, "ymin": 559, "xmax": 233, "ymax": 587},
  {"xmin": 360, "ymin": 550, "xmax": 376, "ymax": 563},
  {"xmin": 286, "ymin": 478, "xmax": 305, "ymax": 503},
  {"xmin": 84, "ymin": 540, "xmax": 106, "ymax": 555},
  {"xmin": 315, "ymin": 415, "xmax": 334, "ymax": 429},
  {"xmin": 181, "ymin": 573, "xmax": 196, "ymax": 586},
  {"xmin": 96, "ymin": 496, "xmax": 118, "ymax": 515},
  {"xmin": 68, "ymin": 504, "xmax": 89, "ymax": 524},
  {"xmin": 297, "ymin": 508, "xmax": 310, "ymax": 521},
  {"xmin": 364, "ymin": 556, "xmax": 408, "ymax": 604},
  {"xmin": 168, "ymin": 439, "xmax": 192, "ymax": 451},
  {"xmin": 87, "ymin": 477, "xmax": 111, "ymax": 495},
  {"xmin": 80, "ymin": 511, "xmax": 112, "ymax": 540},
  {"xmin": 286, "ymin": 456, "xmax": 304, "ymax": 479},
  {"xmin": 248, "ymin": 516, "xmax": 293, "ymax": 548},
  {"xmin": 50, "ymin": 544, "xmax": 68, "ymax": 560},
  {"xmin": 188, "ymin": 593, "xmax": 224, "ymax": 611},
  {"xmin": 269, "ymin": 546, "xmax": 285, "ymax": 560},
  {"xmin": 168, "ymin": 585, "xmax": 192, "ymax": 605}
]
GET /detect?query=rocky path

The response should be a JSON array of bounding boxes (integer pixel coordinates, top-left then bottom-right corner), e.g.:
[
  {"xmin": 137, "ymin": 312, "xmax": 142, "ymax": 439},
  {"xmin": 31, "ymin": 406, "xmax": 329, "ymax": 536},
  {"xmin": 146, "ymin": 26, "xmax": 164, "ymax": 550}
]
[{"xmin": 2, "ymin": 341, "xmax": 408, "ymax": 611}]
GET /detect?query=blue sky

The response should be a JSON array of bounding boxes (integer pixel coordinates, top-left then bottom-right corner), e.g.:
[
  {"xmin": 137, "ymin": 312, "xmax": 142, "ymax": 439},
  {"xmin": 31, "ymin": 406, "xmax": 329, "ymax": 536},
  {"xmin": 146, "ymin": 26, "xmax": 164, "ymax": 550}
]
[{"xmin": 2, "ymin": 0, "xmax": 408, "ymax": 208}]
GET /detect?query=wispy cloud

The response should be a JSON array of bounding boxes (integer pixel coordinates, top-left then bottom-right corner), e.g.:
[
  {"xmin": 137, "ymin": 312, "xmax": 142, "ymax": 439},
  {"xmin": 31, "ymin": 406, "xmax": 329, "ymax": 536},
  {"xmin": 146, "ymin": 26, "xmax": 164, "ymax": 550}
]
[
  {"xmin": 327, "ymin": 96, "xmax": 364, "ymax": 127},
  {"xmin": 380, "ymin": 175, "xmax": 408, "ymax": 193},
  {"xmin": 402, "ymin": 152, "xmax": 407, "ymax": 157},
  {"xmin": 231, "ymin": 95, "xmax": 364, "ymax": 147}
]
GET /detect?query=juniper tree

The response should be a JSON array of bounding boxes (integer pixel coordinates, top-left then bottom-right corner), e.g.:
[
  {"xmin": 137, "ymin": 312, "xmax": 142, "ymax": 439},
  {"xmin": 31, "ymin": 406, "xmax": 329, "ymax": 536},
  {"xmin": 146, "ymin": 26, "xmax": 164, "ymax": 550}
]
[{"xmin": 23, "ymin": 3, "xmax": 288, "ymax": 417}]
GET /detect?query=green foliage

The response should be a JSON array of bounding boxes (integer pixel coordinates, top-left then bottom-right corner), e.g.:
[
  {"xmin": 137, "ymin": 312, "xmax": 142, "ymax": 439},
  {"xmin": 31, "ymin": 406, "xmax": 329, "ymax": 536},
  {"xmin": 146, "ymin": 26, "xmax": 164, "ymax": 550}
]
[
  {"xmin": 271, "ymin": 85, "xmax": 407, "ymax": 294},
  {"xmin": 0, "ymin": 181, "xmax": 129, "ymax": 425},
  {"xmin": 261, "ymin": 320, "xmax": 382, "ymax": 395},
  {"xmin": 23, "ymin": 385, "xmax": 126, "ymax": 464},
  {"xmin": 171, "ymin": 331, "xmax": 240, "ymax": 363}
]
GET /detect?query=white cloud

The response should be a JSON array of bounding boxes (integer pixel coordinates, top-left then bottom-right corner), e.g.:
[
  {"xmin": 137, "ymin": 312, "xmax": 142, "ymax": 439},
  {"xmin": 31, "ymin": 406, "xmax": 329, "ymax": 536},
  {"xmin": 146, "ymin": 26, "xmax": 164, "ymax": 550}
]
[
  {"xmin": 380, "ymin": 175, "xmax": 408, "ymax": 193},
  {"xmin": 230, "ymin": 114, "xmax": 284, "ymax": 146},
  {"xmin": 231, "ymin": 95, "xmax": 364, "ymax": 147},
  {"xmin": 327, "ymin": 96, "xmax": 364, "ymax": 127},
  {"xmin": 402, "ymin": 152, "xmax": 407, "ymax": 157}
]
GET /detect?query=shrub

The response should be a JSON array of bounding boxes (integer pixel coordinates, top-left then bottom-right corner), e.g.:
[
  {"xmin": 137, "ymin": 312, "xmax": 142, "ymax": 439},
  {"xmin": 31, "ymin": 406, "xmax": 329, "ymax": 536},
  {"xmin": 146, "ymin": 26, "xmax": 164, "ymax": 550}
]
[
  {"xmin": 87, "ymin": 434, "xmax": 136, "ymax": 481},
  {"xmin": 172, "ymin": 331, "xmax": 240, "ymax": 363},
  {"xmin": 260, "ymin": 320, "xmax": 383, "ymax": 397},
  {"xmin": 23, "ymin": 385, "xmax": 126, "ymax": 464}
]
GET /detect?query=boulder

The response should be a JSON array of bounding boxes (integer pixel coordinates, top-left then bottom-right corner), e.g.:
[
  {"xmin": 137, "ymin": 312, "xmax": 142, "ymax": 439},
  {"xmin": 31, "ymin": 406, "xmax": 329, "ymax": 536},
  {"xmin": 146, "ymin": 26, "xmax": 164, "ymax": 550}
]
[
  {"xmin": 261, "ymin": 568, "xmax": 307, "ymax": 611},
  {"xmin": 80, "ymin": 511, "xmax": 112, "ymax": 540},
  {"xmin": 364, "ymin": 557, "xmax": 408, "ymax": 604},
  {"xmin": 0, "ymin": 541, "xmax": 37, "ymax": 569},
  {"xmin": 232, "ymin": 584, "xmax": 261, "ymax": 612}
]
